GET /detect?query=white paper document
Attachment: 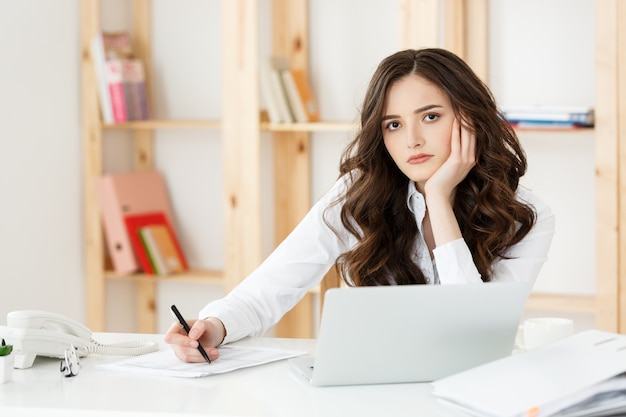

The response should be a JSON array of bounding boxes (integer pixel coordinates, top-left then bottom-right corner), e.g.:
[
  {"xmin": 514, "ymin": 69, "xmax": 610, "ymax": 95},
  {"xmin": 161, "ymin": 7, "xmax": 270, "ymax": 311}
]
[
  {"xmin": 431, "ymin": 330, "xmax": 626, "ymax": 417},
  {"xmin": 97, "ymin": 345, "xmax": 305, "ymax": 378}
]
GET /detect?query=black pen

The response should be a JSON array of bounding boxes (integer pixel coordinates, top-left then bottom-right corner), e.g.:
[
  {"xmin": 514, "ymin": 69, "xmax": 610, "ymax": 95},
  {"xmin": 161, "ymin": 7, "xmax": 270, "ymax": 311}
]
[{"xmin": 170, "ymin": 304, "xmax": 211, "ymax": 364}]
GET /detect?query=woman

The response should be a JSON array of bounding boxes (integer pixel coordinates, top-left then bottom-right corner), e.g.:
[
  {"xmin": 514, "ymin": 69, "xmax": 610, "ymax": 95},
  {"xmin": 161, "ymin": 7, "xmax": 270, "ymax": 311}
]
[{"xmin": 165, "ymin": 48, "xmax": 555, "ymax": 362}]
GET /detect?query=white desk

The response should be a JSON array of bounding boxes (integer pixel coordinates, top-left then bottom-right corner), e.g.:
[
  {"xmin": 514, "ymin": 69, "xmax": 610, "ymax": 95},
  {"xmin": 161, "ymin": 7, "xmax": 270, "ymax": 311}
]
[{"xmin": 0, "ymin": 333, "xmax": 465, "ymax": 417}]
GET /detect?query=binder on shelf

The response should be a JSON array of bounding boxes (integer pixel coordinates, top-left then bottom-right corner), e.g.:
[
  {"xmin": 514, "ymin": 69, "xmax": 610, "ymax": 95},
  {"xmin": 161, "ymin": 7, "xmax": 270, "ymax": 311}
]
[
  {"xmin": 125, "ymin": 212, "xmax": 188, "ymax": 275},
  {"xmin": 96, "ymin": 171, "xmax": 176, "ymax": 275}
]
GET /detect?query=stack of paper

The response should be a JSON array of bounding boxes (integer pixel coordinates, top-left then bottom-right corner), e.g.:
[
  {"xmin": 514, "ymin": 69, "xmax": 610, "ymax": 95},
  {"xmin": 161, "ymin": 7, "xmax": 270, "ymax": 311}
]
[
  {"xmin": 97, "ymin": 345, "xmax": 305, "ymax": 378},
  {"xmin": 431, "ymin": 330, "xmax": 626, "ymax": 417}
]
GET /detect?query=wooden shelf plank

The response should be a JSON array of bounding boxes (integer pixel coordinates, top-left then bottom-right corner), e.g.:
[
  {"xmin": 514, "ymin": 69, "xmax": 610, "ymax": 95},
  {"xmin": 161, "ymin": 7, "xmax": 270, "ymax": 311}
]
[
  {"xmin": 104, "ymin": 120, "xmax": 356, "ymax": 133},
  {"xmin": 262, "ymin": 121, "xmax": 357, "ymax": 132},
  {"xmin": 105, "ymin": 268, "xmax": 224, "ymax": 284},
  {"xmin": 103, "ymin": 119, "xmax": 221, "ymax": 130},
  {"xmin": 513, "ymin": 126, "xmax": 594, "ymax": 134}
]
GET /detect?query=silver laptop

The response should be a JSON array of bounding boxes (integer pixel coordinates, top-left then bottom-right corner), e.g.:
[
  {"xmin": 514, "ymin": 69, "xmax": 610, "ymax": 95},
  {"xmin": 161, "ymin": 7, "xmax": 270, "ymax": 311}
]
[{"xmin": 290, "ymin": 282, "xmax": 530, "ymax": 386}]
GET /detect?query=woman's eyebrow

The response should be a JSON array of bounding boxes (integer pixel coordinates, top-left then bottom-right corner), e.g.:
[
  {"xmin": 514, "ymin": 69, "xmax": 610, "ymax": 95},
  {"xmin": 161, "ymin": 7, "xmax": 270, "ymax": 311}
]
[
  {"xmin": 381, "ymin": 104, "xmax": 444, "ymax": 121},
  {"xmin": 413, "ymin": 104, "xmax": 443, "ymax": 114}
]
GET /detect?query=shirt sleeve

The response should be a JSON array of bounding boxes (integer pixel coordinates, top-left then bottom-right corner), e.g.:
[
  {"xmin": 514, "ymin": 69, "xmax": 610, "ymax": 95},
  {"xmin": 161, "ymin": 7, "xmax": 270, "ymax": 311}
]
[
  {"xmin": 433, "ymin": 189, "xmax": 556, "ymax": 286},
  {"xmin": 198, "ymin": 178, "xmax": 350, "ymax": 344},
  {"xmin": 432, "ymin": 238, "xmax": 482, "ymax": 284}
]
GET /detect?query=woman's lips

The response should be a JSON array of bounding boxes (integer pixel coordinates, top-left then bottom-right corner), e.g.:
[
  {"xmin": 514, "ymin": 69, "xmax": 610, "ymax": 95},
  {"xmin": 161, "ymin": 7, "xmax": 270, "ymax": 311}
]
[{"xmin": 407, "ymin": 154, "xmax": 433, "ymax": 164}]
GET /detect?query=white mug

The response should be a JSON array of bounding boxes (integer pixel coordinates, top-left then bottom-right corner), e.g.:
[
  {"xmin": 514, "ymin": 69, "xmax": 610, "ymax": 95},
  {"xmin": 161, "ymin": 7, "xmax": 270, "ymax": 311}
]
[{"xmin": 515, "ymin": 317, "xmax": 574, "ymax": 350}]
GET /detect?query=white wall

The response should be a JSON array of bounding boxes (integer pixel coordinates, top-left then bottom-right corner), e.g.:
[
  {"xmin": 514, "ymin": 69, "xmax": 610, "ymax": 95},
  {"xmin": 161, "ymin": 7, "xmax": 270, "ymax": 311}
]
[
  {"xmin": 0, "ymin": 0, "xmax": 83, "ymax": 318},
  {"xmin": 0, "ymin": 0, "xmax": 595, "ymax": 334},
  {"xmin": 489, "ymin": 0, "xmax": 596, "ymax": 295}
]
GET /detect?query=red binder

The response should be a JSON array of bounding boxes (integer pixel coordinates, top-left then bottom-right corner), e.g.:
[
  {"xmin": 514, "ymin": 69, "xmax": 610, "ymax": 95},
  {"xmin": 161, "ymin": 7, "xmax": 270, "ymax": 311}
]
[
  {"xmin": 96, "ymin": 171, "xmax": 176, "ymax": 275},
  {"xmin": 124, "ymin": 212, "xmax": 188, "ymax": 275}
]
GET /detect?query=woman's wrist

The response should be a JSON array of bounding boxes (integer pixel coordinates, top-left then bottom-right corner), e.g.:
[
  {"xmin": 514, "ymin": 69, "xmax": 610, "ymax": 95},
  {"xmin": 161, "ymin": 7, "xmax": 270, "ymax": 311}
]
[
  {"xmin": 423, "ymin": 185, "xmax": 455, "ymax": 208},
  {"xmin": 424, "ymin": 191, "xmax": 462, "ymax": 247},
  {"xmin": 205, "ymin": 317, "xmax": 227, "ymax": 346}
]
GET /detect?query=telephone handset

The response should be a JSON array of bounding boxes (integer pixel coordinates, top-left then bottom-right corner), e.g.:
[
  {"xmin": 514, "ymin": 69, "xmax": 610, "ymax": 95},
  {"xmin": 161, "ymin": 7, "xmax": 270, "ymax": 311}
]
[{"xmin": 0, "ymin": 310, "xmax": 159, "ymax": 369}]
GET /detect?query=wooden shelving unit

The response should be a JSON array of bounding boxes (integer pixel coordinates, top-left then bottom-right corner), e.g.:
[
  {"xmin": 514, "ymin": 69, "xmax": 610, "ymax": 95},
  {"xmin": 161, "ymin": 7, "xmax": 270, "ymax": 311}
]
[
  {"xmin": 79, "ymin": 0, "xmax": 359, "ymax": 335},
  {"xmin": 81, "ymin": 0, "xmax": 234, "ymax": 333},
  {"xmin": 81, "ymin": 0, "xmax": 624, "ymax": 336}
]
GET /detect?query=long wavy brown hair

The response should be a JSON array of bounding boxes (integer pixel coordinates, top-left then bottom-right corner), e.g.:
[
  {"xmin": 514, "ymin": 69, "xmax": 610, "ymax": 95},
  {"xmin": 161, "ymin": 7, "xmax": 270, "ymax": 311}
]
[{"xmin": 327, "ymin": 48, "xmax": 536, "ymax": 286}]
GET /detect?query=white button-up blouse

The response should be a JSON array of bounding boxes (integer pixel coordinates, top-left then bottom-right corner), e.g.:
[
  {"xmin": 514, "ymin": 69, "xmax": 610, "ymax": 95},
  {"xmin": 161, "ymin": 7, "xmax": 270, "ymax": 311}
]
[{"xmin": 199, "ymin": 175, "xmax": 556, "ymax": 344}]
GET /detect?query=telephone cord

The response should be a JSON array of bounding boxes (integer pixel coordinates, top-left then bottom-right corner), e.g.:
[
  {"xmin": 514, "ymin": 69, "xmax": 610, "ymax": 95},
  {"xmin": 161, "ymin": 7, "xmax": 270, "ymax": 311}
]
[{"xmin": 82, "ymin": 338, "xmax": 159, "ymax": 356}]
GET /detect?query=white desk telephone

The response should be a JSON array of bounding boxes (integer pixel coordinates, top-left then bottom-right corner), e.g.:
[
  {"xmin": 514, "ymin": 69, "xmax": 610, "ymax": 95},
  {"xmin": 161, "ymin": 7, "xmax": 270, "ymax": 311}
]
[{"xmin": 0, "ymin": 310, "xmax": 158, "ymax": 369}]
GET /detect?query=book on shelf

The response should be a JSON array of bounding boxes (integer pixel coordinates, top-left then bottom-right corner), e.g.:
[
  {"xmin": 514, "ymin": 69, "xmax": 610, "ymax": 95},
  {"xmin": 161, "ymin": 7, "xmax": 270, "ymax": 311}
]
[
  {"xmin": 267, "ymin": 56, "xmax": 295, "ymax": 123},
  {"xmin": 90, "ymin": 31, "xmax": 150, "ymax": 124},
  {"xmin": 105, "ymin": 59, "xmax": 128, "ymax": 123},
  {"xmin": 260, "ymin": 56, "xmax": 320, "ymax": 123},
  {"xmin": 90, "ymin": 35, "xmax": 114, "ymax": 124},
  {"xmin": 288, "ymin": 68, "xmax": 319, "ymax": 122},
  {"xmin": 101, "ymin": 31, "xmax": 134, "ymax": 59},
  {"xmin": 121, "ymin": 59, "xmax": 149, "ymax": 121},
  {"xmin": 139, "ymin": 224, "xmax": 187, "ymax": 275},
  {"xmin": 90, "ymin": 31, "xmax": 133, "ymax": 124},
  {"xmin": 125, "ymin": 212, "xmax": 188, "ymax": 275},
  {"xmin": 501, "ymin": 105, "xmax": 594, "ymax": 128},
  {"xmin": 259, "ymin": 59, "xmax": 284, "ymax": 123},
  {"xmin": 280, "ymin": 68, "xmax": 308, "ymax": 123},
  {"xmin": 96, "ymin": 170, "xmax": 178, "ymax": 275},
  {"xmin": 510, "ymin": 120, "xmax": 587, "ymax": 130},
  {"xmin": 119, "ymin": 57, "xmax": 150, "ymax": 121}
]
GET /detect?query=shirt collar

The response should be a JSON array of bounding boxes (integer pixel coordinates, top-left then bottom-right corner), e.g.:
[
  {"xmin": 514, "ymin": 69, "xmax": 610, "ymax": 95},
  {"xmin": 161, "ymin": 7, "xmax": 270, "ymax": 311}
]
[{"xmin": 406, "ymin": 181, "xmax": 426, "ymax": 219}]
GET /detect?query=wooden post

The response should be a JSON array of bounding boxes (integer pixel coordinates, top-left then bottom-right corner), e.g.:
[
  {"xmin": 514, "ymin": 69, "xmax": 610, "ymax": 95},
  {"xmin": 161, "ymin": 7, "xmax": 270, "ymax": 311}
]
[
  {"xmin": 271, "ymin": 0, "xmax": 315, "ymax": 338},
  {"xmin": 595, "ymin": 0, "xmax": 620, "ymax": 332},
  {"xmin": 444, "ymin": 0, "xmax": 466, "ymax": 58},
  {"xmin": 398, "ymin": 0, "xmax": 440, "ymax": 49},
  {"xmin": 221, "ymin": 0, "xmax": 263, "ymax": 293},
  {"xmin": 131, "ymin": 0, "xmax": 158, "ymax": 334},
  {"xmin": 617, "ymin": 0, "xmax": 626, "ymax": 333},
  {"xmin": 464, "ymin": 0, "xmax": 488, "ymax": 82},
  {"xmin": 81, "ymin": 0, "xmax": 106, "ymax": 332}
]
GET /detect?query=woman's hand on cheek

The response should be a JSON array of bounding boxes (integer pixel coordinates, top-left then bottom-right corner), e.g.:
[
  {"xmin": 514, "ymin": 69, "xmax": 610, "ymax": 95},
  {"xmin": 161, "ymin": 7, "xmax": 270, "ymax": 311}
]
[{"xmin": 424, "ymin": 117, "xmax": 476, "ymax": 201}]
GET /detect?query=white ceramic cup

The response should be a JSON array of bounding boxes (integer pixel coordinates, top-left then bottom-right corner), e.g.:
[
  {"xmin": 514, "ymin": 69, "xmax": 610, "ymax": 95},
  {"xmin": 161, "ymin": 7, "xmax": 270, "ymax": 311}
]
[{"xmin": 515, "ymin": 317, "xmax": 574, "ymax": 350}]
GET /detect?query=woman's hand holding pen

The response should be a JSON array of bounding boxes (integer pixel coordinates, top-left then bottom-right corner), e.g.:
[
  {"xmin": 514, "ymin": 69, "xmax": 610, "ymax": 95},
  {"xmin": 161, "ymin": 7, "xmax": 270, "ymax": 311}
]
[{"xmin": 165, "ymin": 317, "xmax": 225, "ymax": 363}]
